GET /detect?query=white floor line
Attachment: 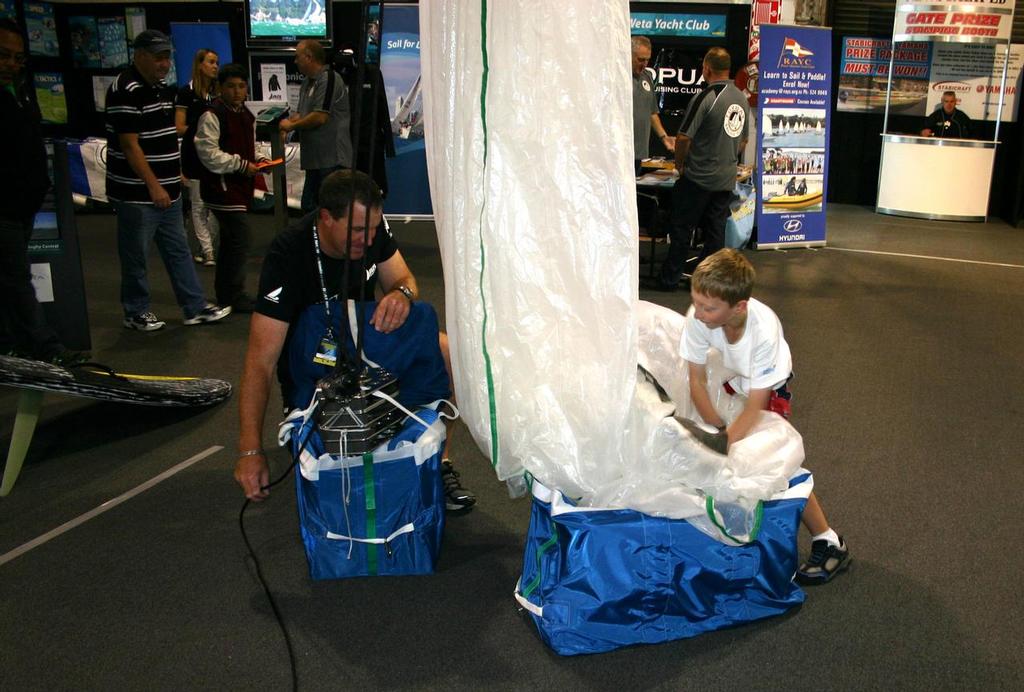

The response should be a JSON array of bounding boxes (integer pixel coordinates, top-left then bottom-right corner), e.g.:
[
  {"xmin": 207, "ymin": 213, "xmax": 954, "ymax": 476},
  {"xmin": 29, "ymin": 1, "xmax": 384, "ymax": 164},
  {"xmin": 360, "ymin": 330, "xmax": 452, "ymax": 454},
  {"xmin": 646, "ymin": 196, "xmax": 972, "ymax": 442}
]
[
  {"xmin": 0, "ymin": 445, "xmax": 223, "ymax": 568},
  {"xmin": 825, "ymin": 246, "xmax": 1024, "ymax": 269}
]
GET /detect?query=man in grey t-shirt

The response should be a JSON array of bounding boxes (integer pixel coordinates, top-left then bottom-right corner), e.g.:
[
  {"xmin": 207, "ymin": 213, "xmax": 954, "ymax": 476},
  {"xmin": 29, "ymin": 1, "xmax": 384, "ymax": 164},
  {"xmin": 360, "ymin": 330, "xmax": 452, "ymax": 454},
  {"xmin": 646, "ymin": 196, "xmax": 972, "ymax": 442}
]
[
  {"xmin": 651, "ymin": 47, "xmax": 749, "ymax": 291},
  {"xmin": 280, "ymin": 39, "xmax": 353, "ymax": 211},
  {"xmin": 631, "ymin": 36, "xmax": 674, "ymax": 173}
]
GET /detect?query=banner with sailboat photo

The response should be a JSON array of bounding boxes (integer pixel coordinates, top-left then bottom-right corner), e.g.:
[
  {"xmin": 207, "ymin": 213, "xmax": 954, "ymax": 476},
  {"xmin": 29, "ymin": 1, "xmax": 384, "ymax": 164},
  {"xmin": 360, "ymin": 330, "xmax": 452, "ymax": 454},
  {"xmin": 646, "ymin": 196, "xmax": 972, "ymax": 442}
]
[{"xmin": 756, "ymin": 25, "xmax": 831, "ymax": 249}]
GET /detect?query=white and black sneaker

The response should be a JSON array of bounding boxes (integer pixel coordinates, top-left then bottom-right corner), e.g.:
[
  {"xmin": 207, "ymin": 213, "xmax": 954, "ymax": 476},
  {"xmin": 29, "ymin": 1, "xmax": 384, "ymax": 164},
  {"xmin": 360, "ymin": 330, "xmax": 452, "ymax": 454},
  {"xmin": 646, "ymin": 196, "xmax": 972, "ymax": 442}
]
[
  {"xmin": 441, "ymin": 460, "xmax": 476, "ymax": 513},
  {"xmin": 123, "ymin": 312, "xmax": 166, "ymax": 332},
  {"xmin": 183, "ymin": 304, "xmax": 231, "ymax": 326},
  {"xmin": 796, "ymin": 537, "xmax": 851, "ymax": 585}
]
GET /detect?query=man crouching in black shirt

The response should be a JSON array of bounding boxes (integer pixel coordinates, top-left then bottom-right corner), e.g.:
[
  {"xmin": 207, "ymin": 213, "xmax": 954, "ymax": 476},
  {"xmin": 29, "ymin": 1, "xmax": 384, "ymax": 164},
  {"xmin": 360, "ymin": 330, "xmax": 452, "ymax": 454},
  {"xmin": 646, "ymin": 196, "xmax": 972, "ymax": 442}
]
[{"xmin": 233, "ymin": 170, "xmax": 475, "ymax": 512}]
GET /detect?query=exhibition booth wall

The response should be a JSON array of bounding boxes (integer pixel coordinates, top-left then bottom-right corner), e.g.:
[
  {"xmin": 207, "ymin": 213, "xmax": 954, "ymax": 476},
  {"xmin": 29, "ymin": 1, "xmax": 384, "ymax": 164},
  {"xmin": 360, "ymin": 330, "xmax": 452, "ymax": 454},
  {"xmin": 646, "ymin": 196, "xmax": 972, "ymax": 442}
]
[
  {"xmin": 14, "ymin": 1, "xmax": 1024, "ymax": 224},
  {"xmin": 11, "ymin": 1, "xmax": 370, "ymax": 140},
  {"xmin": 828, "ymin": 0, "xmax": 1024, "ymax": 225}
]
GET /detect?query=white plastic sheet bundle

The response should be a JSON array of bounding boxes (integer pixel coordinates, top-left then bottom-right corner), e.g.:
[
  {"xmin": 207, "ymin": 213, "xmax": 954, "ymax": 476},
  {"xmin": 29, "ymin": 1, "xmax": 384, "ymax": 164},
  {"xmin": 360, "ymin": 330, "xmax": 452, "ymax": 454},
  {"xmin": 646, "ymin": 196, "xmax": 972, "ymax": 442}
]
[
  {"xmin": 421, "ymin": 0, "xmax": 639, "ymax": 498},
  {"xmin": 421, "ymin": 2, "xmax": 805, "ymax": 536},
  {"xmin": 607, "ymin": 302, "xmax": 806, "ymax": 541}
]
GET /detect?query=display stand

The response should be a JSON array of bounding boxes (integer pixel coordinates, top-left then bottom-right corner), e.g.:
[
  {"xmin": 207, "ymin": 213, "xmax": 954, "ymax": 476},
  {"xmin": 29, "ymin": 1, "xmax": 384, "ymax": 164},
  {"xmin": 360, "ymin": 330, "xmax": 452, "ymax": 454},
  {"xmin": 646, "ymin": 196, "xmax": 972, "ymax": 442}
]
[
  {"xmin": 876, "ymin": 1, "xmax": 1016, "ymax": 222},
  {"xmin": 28, "ymin": 140, "xmax": 91, "ymax": 351}
]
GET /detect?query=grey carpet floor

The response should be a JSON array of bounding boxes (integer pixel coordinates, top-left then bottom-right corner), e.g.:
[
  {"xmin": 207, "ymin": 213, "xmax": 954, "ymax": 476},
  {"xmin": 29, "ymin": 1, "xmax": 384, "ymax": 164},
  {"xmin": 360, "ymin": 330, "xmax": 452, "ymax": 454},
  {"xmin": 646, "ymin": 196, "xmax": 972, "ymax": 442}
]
[{"xmin": 1, "ymin": 205, "xmax": 1022, "ymax": 690}]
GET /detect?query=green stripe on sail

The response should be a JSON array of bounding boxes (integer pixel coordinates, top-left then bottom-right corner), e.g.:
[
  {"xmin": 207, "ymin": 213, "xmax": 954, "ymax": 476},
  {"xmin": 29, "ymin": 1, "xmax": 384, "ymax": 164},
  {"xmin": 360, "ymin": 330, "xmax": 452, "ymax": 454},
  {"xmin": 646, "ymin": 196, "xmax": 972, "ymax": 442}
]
[{"xmin": 477, "ymin": 0, "xmax": 499, "ymax": 469}]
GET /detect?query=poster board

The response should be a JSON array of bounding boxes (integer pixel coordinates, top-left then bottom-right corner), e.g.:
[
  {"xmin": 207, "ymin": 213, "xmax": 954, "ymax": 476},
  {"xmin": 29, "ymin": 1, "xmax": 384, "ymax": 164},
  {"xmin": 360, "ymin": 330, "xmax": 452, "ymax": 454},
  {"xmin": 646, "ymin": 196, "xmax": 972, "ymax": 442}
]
[
  {"xmin": 170, "ymin": 22, "xmax": 233, "ymax": 87},
  {"xmin": 249, "ymin": 50, "xmax": 301, "ymax": 111}
]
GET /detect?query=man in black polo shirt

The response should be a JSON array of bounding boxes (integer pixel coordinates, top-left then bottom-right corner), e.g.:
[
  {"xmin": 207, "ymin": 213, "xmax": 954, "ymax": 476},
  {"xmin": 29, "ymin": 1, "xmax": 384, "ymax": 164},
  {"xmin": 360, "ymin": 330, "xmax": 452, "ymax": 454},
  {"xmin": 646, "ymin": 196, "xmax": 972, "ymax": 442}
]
[
  {"xmin": 648, "ymin": 47, "xmax": 749, "ymax": 292},
  {"xmin": 233, "ymin": 170, "xmax": 475, "ymax": 512},
  {"xmin": 921, "ymin": 91, "xmax": 972, "ymax": 139},
  {"xmin": 105, "ymin": 30, "xmax": 228, "ymax": 331}
]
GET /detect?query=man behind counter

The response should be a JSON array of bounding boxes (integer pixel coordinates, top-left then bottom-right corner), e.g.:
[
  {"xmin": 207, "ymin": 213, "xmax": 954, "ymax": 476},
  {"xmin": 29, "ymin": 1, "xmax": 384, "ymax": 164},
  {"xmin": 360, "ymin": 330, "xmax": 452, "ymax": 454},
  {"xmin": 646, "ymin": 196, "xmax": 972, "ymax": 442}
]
[{"xmin": 921, "ymin": 91, "xmax": 972, "ymax": 139}]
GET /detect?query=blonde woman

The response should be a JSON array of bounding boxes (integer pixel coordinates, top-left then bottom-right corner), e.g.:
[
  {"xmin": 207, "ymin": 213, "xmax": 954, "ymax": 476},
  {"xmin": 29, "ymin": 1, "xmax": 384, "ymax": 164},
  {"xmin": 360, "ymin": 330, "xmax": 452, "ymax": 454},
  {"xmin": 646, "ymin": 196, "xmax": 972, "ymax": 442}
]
[{"xmin": 176, "ymin": 48, "xmax": 219, "ymax": 265}]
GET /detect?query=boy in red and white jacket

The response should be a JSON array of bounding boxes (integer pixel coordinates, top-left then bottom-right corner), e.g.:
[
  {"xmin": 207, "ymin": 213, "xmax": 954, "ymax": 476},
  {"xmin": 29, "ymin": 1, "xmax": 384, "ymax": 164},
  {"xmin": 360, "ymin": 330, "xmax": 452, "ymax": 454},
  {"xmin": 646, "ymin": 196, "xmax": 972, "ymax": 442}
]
[{"xmin": 195, "ymin": 63, "xmax": 266, "ymax": 313}]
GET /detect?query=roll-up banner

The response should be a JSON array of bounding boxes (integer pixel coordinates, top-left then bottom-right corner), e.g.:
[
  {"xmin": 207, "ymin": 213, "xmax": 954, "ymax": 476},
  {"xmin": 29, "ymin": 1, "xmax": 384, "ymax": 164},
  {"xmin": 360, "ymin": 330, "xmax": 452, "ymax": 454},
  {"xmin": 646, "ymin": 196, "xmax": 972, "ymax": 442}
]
[
  {"xmin": 381, "ymin": 3, "xmax": 432, "ymax": 217},
  {"xmin": 756, "ymin": 24, "xmax": 831, "ymax": 249}
]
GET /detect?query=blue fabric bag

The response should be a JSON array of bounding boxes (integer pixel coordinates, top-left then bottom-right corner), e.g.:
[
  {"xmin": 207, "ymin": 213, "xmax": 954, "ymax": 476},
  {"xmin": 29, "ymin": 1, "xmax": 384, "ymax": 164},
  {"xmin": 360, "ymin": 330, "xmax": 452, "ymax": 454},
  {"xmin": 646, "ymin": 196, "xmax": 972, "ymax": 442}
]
[
  {"xmin": 281, "ymin": 406, "xmax": 447, "ymax": 580},
  {"xmin": 278, "ymin": 298, "xmax": 452, "ymax": 580},
  {"xmin": 285, "ymin": 299, "xmax": 451, "ymax": 411},
  {"xmin": 514, "ymin": 473, "xmax": 812, "ymax": 655}
]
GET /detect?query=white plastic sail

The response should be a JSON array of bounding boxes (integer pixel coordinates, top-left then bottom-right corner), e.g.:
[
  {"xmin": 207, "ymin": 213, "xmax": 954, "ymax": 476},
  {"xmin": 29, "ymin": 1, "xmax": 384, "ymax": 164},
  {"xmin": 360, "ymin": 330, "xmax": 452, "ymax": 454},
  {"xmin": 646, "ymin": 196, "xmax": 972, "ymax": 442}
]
[
  {"xmin": 420, "ymin": 0, "xmax": 639, "ymax": 498},
  {"xmin": 420, "ymin": 2, "xmax": 807, "ymax": 536}
]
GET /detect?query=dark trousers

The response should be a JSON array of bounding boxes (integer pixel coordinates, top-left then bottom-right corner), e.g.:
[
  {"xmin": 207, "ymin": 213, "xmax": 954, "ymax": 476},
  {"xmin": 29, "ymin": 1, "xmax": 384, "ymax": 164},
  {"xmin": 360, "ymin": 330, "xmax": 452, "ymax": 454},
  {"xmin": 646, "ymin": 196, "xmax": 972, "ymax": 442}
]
[
  {"xmin": 211, "ymin": 210, "xmax": 251, "ymax": 307},
  {"xmin": 658, "ymin": 177, "xmax": 732, "ymax": 287},
  {"xmin": 0, "ymin": 215, "xmax": 62, "ymax": 357},
  {"xmin": 300, "ymin": 165, "xmax": 343, "ymax": 213}
]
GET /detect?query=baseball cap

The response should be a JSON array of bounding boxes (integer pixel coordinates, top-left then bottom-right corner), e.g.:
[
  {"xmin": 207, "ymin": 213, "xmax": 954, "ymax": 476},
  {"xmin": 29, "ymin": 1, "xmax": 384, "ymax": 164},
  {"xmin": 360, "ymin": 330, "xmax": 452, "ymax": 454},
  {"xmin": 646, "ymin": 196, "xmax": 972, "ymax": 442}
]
[{"xmin": 133, "ymin": 30, "xmax": 172, "ymax": 54}]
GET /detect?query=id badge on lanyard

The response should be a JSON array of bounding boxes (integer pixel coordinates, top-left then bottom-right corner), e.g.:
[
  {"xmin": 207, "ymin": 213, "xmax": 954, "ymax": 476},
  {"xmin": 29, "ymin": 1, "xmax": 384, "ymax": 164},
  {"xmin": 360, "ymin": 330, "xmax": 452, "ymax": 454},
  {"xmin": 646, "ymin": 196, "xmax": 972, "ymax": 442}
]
[{"xmin": 311, "ymin": 220, "xmax": 338, "ymax": 366}]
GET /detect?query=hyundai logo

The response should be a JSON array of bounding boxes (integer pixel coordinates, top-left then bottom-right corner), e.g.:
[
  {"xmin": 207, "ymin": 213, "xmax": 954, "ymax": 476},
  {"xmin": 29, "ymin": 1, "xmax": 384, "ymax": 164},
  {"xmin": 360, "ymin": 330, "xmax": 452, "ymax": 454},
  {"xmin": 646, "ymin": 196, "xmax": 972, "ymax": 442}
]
[{"xmin": 783, "ymin": 219, "xmax": 803, "ymax": 232}]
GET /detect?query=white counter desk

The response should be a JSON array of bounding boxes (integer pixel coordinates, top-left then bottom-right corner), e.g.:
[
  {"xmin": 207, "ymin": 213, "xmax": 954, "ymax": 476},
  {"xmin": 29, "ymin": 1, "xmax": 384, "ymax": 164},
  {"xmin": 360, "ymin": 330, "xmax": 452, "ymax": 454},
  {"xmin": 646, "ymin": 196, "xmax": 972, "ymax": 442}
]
[{"xmin": 876, "ymin": 134, "xmax": 996, "ymax": 222}]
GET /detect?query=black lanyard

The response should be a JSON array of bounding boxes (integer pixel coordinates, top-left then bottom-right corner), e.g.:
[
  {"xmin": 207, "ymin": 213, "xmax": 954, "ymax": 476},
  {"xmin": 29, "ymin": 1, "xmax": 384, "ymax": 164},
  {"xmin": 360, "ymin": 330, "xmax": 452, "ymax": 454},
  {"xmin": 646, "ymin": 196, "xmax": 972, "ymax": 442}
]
[{"xmin": 311, "ymin": 220, "xmax": 335, "ymax": 340}]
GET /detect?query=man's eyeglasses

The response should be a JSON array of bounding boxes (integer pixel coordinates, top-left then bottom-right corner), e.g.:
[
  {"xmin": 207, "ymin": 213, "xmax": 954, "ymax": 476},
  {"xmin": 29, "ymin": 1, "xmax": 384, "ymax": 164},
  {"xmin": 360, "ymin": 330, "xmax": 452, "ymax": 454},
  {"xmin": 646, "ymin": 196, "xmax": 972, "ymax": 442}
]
[{"xmin": 0, "ymin": 49, "xmax": 28, "ymax": 66}]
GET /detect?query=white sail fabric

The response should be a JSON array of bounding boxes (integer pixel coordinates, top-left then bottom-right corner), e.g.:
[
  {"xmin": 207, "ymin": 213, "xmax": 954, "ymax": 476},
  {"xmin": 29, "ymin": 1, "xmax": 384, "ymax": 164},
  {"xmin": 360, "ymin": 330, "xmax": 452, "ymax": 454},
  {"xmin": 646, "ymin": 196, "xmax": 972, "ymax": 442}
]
[
  {"xmin": 420, "ymin": 0, "xmax": 639, "ymax": 497},
  {"xmin": 420, "ymin": 3, "xmax": 806, "ymax": 534}
]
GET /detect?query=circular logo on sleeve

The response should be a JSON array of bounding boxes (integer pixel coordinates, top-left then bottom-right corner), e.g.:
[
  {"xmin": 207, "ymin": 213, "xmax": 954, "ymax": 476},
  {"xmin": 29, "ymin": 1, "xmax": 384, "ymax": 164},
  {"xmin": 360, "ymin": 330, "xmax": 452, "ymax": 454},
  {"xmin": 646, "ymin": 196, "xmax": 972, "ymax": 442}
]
[{"xmin": 723, "ymin": 104, "xmax": 745, "ymax": 138}]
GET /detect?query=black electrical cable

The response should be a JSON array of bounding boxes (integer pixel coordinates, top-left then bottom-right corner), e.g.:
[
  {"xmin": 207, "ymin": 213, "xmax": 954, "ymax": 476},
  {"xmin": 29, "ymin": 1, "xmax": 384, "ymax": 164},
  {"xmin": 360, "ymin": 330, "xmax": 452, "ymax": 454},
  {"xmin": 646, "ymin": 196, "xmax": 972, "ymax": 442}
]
[
  {"xmin": 239, "ymin": 8, "xmax": 384, "ymax": 691},
  {"xmin": 238, "ymin": 458, "xmax": 299, "ymax": 692}
]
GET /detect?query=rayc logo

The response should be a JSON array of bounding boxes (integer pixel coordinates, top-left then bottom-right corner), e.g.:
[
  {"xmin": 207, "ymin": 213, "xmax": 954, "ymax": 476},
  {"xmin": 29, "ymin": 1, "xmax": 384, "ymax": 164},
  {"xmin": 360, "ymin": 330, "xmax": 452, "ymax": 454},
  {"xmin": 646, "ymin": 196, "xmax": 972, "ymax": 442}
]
[
  {"xmin": 783, "ymin": 219, "xmax": 803, "ymax": 233},
  {"xmin": 778, "ymin": 38, "xmax": 816, "ymax": 69},
  {"xmin": 783, "ymin": 38, "xmax": 814, "ymax": 58}
]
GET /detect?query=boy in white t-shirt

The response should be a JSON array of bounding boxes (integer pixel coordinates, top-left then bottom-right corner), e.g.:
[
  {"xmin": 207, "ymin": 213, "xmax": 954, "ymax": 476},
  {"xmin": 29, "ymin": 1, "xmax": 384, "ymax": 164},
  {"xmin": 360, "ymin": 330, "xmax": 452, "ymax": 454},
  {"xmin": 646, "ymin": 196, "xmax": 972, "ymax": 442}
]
[{"xmin": 681, "ymin": 249, "xmax": 850, "ymax": 584}]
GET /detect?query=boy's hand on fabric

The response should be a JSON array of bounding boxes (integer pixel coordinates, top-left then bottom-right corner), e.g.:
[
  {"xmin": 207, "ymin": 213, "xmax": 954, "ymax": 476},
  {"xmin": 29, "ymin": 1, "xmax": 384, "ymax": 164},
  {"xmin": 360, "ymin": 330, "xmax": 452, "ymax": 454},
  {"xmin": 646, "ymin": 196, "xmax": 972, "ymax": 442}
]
[{"xmin": 675, "ymin": 416, "xmax": 729, "ymax": 455}]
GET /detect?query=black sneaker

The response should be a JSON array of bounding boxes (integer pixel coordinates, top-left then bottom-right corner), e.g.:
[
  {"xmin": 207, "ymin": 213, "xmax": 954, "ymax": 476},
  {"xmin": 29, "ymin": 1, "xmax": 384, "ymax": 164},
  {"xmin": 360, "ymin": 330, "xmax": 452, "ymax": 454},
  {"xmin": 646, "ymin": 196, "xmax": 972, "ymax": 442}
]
[
  {"xmin": 796, "ymin": 537, "xmax": 851, "ymax": 585},
  {"xmin": 183, "ymin": 304, "xmax": 231, "ymax": 326},
  {"xmin": 124, "ymin": 312, "xmax": 166, "ymax": 332},
  {"xmin": 48, "ymin": 349, "xmax": 91, "ymax": 367},
  {"xmin": 441, "ymin": 460, "xmax": 476, "ymax": 513}
]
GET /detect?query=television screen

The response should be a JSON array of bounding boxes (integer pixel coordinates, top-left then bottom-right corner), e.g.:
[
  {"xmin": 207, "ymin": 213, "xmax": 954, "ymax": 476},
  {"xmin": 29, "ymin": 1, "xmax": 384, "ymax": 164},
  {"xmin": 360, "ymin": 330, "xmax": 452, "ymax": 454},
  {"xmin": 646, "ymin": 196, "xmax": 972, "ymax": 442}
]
[{"xmin": 246, "ymin": 0, "xmax": 332, "ymax": 45}]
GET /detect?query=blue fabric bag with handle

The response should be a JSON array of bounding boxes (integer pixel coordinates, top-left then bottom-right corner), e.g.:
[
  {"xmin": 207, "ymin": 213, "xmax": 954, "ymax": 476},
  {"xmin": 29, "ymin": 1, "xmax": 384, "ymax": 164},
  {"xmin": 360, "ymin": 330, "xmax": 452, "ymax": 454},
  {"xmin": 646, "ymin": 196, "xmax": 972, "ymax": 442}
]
[
  {"xmin": 278, "ymin": 299, "xmax": 452, "ymax": 580},
  {"xmin": 514, "ymin": 471, "xmax": 812, "ymax": 655},
  {"xmin": 280, "ymin": 404, "xmax": 447, "ymax": 580}
]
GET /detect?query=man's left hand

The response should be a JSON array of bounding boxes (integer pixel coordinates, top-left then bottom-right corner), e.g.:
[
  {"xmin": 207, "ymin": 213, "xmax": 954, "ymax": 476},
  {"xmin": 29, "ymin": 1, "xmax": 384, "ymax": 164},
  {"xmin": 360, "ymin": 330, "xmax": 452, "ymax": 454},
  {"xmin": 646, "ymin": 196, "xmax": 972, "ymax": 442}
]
[{"xmin": 370, "ymin": 290, "xmax": 411, "ymax": 333}]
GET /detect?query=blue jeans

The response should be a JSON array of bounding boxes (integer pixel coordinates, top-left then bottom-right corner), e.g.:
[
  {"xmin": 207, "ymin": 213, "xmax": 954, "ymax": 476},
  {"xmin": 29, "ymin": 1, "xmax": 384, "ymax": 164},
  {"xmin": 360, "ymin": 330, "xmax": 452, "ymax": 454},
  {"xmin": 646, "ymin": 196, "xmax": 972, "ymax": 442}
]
[
  {"xmin": 301, "ymin": 165, "xmax": 343, "ymax": 212},
  {"xmin": 116, "ymin": 198, "xmax": 206, "ymax": 319}
]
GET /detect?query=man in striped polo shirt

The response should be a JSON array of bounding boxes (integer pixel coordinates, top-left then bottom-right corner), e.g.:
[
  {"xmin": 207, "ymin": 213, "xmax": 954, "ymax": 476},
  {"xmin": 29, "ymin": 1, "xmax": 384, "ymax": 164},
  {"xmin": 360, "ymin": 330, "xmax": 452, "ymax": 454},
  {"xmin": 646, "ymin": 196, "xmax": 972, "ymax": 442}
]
[{"xmin": 105, "ymin": 30, "xmax": 229, "ymax": 331}]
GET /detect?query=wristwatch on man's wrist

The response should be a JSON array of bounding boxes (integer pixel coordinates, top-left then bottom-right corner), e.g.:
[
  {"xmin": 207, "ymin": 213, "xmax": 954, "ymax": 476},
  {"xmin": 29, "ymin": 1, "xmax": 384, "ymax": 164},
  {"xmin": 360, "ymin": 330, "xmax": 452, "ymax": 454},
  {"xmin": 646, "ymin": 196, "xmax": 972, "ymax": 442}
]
[{"xmin": 395, "ymin": 285, "xmax": 414, "ymax": 303}]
